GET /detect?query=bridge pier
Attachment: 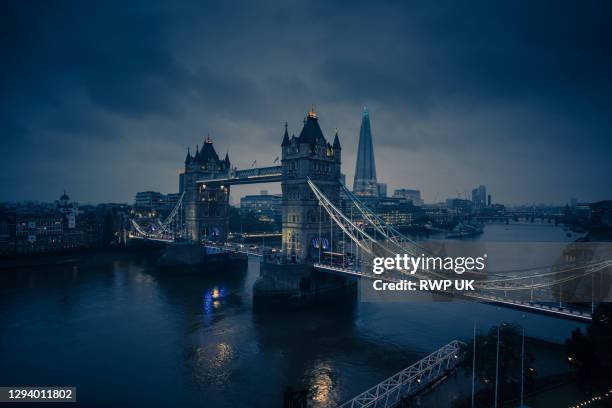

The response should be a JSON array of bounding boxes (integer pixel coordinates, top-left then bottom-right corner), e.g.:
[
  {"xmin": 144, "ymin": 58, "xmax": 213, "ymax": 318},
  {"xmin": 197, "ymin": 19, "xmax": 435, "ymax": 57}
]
[
  {"xmin": 253, "ymin": 262, "xmax": 357, "ymax": 303},
  {"xmin": 158, "ymin": 241, "xmax": 249, "ymax": 267},
  {"xmin": 158, "ymin": 241, "xmax": 205, "ymax": 266}
]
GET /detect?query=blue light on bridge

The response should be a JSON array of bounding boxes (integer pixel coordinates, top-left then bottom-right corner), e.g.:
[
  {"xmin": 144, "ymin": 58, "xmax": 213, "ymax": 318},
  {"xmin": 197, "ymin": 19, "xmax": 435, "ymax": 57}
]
[{"xmin": 312, "ymin": 238, "xmax": 329, "ymax": 250}]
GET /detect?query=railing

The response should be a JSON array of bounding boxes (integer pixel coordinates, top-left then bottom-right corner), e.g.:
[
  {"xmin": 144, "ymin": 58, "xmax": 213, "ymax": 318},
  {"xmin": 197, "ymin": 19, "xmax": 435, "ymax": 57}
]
[
  {"xmin": 313, "ymin": 263, "xmax": 592, "ymax": 321},
  {"xmin": 313, "ymin": 263, "xmax": 371, "ymax": 279},
  {"xmin": 466, "ymin": 292, "xmax": 592, "ymax": 320},
  {"xmin": 336, "ymin": 340, "xmax": 464, "ymax": 408},
  {"xmin": 202, "ymin": 242, "xmax": 267, "ymax": 257},
  {"xmin": 127, "ymin": 234, "xmax": 174, "ymax": 243}
]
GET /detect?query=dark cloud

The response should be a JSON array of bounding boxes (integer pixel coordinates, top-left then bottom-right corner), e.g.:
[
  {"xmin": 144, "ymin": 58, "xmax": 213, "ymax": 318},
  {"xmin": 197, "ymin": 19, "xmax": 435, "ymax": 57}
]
[{"xmin": 0, "ymin": 0, "xmax": 611, "ymax": 204}]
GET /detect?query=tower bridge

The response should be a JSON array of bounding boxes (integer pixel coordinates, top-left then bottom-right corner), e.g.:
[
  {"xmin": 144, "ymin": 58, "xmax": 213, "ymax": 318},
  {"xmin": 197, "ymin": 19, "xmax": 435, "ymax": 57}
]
[
  {"xmin": 129, "ymin": 107, "xmax": 611, "ymax": 321},
  {"xmin": 177, "ymin": 107, "xmax": 343, "ymax": 263}
]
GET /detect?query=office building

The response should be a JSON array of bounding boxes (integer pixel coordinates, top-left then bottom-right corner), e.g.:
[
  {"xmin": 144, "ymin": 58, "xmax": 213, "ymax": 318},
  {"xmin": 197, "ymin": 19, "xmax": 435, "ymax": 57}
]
[{"xmin": 393, "ymin": 189, "xmax": 423, "ymax": 206}]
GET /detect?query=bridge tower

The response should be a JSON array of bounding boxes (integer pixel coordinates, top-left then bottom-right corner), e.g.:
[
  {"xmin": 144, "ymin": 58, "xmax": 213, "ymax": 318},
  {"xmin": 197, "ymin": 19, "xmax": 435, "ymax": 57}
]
[
  {"xmin": 281, "ymin": 108, "xmax": 342, "ymax": 263},
  {"xmin": 183, "ymin": 136, "xmax": 231, "ymax": 243}
]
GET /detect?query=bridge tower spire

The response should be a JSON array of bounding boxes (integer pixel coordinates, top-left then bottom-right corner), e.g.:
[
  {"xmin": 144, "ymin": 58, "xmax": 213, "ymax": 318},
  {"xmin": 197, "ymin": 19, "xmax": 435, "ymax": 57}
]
[{"xmin": 281, "ymin": 121, "xmax": 290, "ymax": 147}]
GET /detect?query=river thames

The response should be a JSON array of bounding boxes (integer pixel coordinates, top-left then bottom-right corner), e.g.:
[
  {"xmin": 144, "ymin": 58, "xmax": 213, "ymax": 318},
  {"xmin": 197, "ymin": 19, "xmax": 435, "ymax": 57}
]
[{"xmin": 0, "ymin": 223, "xmax": 585, "ymax": 407}]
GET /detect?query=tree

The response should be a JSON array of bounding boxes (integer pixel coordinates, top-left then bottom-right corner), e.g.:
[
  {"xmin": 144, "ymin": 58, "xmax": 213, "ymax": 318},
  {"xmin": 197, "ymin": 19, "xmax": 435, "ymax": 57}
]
[
  {"xmin": 101, "ymin": 207, "xmax": 118, "ymax": 246},
  {"xmin": 566, "ymin": 303, "xmax": 612, "ymax": 392},
  {"xmin": 460, "ymin": 323, "xmax": 535, "ymax": 407}
]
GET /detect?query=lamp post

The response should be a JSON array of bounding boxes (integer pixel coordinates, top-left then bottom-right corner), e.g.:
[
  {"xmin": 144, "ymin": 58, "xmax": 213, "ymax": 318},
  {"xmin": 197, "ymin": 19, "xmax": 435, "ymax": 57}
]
[
  {"xmin": 521, "ymin": 327, "xmax": 525, "ymax": 407},
  {"xmin": 494, "ymin": 326, "xmax": 500, "ymax": 408},
  {"xmin": 471, "ymin": 321, "xmax": 476, "ymax": 408}
]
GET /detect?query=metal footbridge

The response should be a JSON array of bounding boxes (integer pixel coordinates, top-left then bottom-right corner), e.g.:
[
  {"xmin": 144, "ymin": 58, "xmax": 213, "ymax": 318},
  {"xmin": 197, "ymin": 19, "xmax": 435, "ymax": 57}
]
[{"xmin": 336, "ymin": 340, "xmax": 464, "ymax": 408}]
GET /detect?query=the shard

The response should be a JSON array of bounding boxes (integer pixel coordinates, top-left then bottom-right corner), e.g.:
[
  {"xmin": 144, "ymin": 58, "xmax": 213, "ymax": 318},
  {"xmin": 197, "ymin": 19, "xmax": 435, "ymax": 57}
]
[{"xmin": 353, "ymin": 107, "xmax": 378, "ymax": 196}]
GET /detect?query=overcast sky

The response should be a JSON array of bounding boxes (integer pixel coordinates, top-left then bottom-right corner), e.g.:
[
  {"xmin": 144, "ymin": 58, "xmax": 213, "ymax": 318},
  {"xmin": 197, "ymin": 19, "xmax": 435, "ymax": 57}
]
[{"xmin": 1, "ymin": 0, "xmax": 611, "ymax": 205}]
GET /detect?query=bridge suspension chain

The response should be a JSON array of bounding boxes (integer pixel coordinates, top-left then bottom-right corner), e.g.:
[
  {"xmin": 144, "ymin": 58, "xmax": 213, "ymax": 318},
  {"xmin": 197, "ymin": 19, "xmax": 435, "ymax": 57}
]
[
  {"xmin": 309, "ymin": 178, "xmax": 447, "ymax": 281},
  {"xmin": 342, "ymin": 184, "xmax": 612, "ymax": 286},
  {"xmin": 308, "ymin": 178, "xmax": 377, "ymax": 259},
  {"xmin": 341, "ymin": 184, "xmax": 430, "ymax": 257},
  {"xmin": 130, "ymin": 219, "xmax": 147, "ymax": 236},
  {"xmin": 312, "ymin": 179, "xmax": 612, "ymax": 295},
  {"xmin": 130, "ymin": 191, "xmax": 185, "ymax": 240},
  {"xmin": 156, "ymin": 191, "xmax": 185, "ymax": 237},
  {"xmin": 478, "ymin": 260, "xmax": 612, "ymax": 291}
]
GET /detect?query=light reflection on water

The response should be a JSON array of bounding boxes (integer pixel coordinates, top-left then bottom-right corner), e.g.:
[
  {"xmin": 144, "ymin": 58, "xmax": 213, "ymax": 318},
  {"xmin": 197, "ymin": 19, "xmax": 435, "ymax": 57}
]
[
  {"xmin": 0, "ymin": 224, "xmax": 588, "ymax": 407},
  {"xmin": 190, "ymin": 342, "xmax": 235, "ymax": 388},
  {"xmin": 203, "ymin": 287, "xmax": 226, "ymax": 315},
  {"xmin": 307, "ymin": 360, "xmax": 339, "ymax": 407}
]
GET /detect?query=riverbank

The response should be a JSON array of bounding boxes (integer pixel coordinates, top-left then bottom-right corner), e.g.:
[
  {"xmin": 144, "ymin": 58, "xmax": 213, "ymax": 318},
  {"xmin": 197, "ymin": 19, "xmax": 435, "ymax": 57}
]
[
  {"xmin": 0, "ymin": 243, "xmax": 164, "ymax": 270},
  {"xmin": 417, "ymin": 338, "xmax": 572, "ymax": 407}
]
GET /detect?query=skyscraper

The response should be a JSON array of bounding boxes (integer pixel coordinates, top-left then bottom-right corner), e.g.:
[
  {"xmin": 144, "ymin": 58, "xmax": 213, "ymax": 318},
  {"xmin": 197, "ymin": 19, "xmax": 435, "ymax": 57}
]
[
  {"xmin": 353, "ymin": 107, "xmax": 378, "ymax": 196},
  {"xmin": 471, "ymin": 185, "xmax": 487, "ymax": 208}
]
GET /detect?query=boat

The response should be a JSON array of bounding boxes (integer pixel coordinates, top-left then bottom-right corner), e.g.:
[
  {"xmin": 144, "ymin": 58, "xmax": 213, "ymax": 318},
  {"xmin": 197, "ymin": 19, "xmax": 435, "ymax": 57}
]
[{"xmin": 446, "ymin": 222, "xmax": 484, "ymax": 239}]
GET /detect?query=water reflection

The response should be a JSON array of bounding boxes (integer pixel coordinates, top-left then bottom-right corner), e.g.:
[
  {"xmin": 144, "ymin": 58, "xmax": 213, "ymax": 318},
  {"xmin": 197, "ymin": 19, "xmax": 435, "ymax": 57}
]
[
  {"xmin": 0, "ymin": 225, "xmax": 590, "ymax": 407},
  {"xmin": 307, "ymin": 360, "xmax": 338, "ymax": 406},
  {"xmin": 249, "ymin": 291, "xmax": 430, "ymax": 407},
  {"xmin": 188, "ymin": 342, "xmax": 235, "ymax": 387},
  {"xmin": 147, "ymin": 262, "xmax": 249, "ymax": 393}
]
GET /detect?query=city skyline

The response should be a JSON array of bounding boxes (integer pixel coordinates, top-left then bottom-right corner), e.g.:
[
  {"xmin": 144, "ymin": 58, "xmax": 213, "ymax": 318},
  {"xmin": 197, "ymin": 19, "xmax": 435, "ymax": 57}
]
[
  {"xmin": 0, "ymin": 105, "xmax": 602, "ymax": 208},
  {"xmin": 2, "ymin": 4, "xmax": 612, "ymax": 408},
  {"xmin": 2, "ymin": 1, "xmax": 611, "ymax": 205}
]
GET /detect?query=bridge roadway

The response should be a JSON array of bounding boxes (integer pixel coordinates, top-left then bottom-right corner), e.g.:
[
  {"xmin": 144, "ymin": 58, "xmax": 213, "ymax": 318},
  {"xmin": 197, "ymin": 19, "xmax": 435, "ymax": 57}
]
[
  {"xmin": 203, "ymin": 242, "xmax": 265, "ymax": 257},
  {"xmin": 202, "ymin": 242, "xmax": 592, "ymax": 321},
  {"xmin": 128, "ymin": 234, "xmax": 173, "ymax": 243},
  {"xmin": 313, "ymin": 263, "xmax": 592, "ymax": 321},
  {"xmin": 229, "ymin": 232, "xmax": 282, "ymax": 239}
]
